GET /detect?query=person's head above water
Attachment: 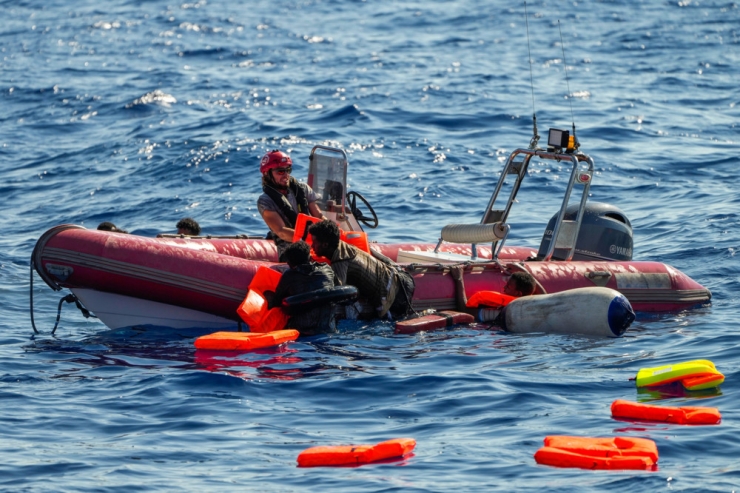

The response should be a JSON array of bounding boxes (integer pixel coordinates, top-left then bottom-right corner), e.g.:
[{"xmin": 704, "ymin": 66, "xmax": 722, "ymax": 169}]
[
  {"xmin": 308, "ymin": 219, "xmax": 341, "ymax": 258},
  {"xmin": 176, "ymin": 217, "xmax": 201, "ymax": 236},
  {"xmin": 503, "ymin": 271, "xmax": 537, "ymax": 297},
  {"xmin": 260, "ymin": 149, "xmax": 293, "ymax": 190},
  {"xmin": 97, "ymin": 222, "xmax": 128, "ymax": 234},
  {"xmin": 282, "ymin": 240, "xmax": 312, "ymax": 268}
]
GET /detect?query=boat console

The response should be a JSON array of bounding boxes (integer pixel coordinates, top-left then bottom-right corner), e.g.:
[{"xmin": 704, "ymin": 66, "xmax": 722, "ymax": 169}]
[{"xmin": 307, "ymin": 145, "xmax": 377, "ymax": 233}]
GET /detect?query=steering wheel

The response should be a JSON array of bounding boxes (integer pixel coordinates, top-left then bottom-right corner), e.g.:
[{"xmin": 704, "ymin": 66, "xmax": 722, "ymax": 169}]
[{"xmin": 346, "ymin": 191, "xmax": 379, "ymax": 229}]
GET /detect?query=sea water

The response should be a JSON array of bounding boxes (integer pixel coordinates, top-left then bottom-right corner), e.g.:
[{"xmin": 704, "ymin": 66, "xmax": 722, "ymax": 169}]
[{"xmin": 1, "ymin": 0, "xmax": 739, "ymax": 491}]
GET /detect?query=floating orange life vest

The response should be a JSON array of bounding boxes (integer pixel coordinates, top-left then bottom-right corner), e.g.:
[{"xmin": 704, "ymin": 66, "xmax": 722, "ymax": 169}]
[
  {"xmin": 611, "ymin": 399, "xmax": 721, "ymax": 425},
  {"xmin": 236, "ymin": 266, "xmax": 289, "ymax": 333},
  {"xmin": 534, "ymin": 435, "xmax": 658, "ymax": 470},
  {"xmin": 194, "ymin": 329, "xmax": 299, "ymax": 351},
  {"xmin": 297, "ymin": 438, "xmax": 416, "ymax": 467},
  {"xmin": 465, "ymin": 291, "xmax": 517, "ymax": 309}
]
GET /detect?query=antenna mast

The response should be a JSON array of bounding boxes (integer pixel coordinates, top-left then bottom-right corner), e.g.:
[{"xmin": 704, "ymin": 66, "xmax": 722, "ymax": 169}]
[
  {"xmin": 524, "ymin": 2, "xmax": 539, "ymax": 150},
  {"xmin": 558, "ymin": 20, "xmax": 579, "ymax": 151}
]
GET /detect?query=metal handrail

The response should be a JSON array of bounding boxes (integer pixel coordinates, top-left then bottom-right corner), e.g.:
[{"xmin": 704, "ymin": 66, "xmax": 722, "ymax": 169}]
[
  {"xmin": 541, "ymin": 153, "xmax": 594, "ymax": 261},
  {"xmin": 479, "ymin": 147, "xmax": 594, "ymax": 262}
]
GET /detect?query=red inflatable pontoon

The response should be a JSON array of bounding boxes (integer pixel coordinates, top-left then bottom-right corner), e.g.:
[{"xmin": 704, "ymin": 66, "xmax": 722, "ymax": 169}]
[{"xmin": 30, "ymin": 144, "xmax": 711, "ymax": 332}]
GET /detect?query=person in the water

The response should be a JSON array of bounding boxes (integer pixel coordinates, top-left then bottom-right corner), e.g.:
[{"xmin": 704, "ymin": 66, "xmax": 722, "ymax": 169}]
[
  {"xmin": 450, "ymin": 266, "xmax": 537, "ymax": 320},
  {"xmin": 176, "ymin": 217, "xmax": 201, "ymax": 236},
  {"xmin": 309, "ymin": 219, "xmax": 415, "ymax": 320},
  {"xmin": 269, "ymin": 240, "xmax": 337, "ymax": 335},
  {"xmin": 97, "ymin": 222, "xmax": 128, "ymax": 233}
]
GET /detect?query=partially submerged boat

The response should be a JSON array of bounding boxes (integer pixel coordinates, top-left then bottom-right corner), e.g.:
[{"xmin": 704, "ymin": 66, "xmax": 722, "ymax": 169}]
[{"xmin": 31, "ymin": 140, "xmax": 711, "ymax": 333}]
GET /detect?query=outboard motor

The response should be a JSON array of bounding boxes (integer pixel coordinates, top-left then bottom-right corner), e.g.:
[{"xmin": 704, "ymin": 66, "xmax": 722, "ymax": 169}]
[{"xmin": 537, "ymin": 202, "xmax": 633, "ymax": 261}]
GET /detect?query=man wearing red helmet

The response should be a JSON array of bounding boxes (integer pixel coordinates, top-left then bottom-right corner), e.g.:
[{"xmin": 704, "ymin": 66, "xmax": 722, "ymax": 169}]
[{"xmin": 257, "ymin": 149, "xmax": 326, "ymax": 261}]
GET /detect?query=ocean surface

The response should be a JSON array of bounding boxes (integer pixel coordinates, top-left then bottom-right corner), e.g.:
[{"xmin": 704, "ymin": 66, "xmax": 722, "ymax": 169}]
[{"xmin": 2, "ymin": 0, "xmax": 739, "ymax": 490}]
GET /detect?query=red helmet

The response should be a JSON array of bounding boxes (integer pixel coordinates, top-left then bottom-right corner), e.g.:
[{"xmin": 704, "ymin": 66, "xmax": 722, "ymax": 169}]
[{"xmin": 260, "ymin": 149, "xmax": 292, "ymax": 174}]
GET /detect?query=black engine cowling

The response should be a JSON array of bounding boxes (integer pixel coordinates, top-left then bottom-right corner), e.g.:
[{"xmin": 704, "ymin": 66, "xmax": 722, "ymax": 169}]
[{"xmin": 537, "ymin": 202, "xmax": 633, "ymax": 261}]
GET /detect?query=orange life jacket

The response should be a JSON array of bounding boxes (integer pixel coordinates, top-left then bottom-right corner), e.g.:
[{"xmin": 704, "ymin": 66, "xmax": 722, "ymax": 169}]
[
  {"xmin": 236, "ymin": 266, "xmax": 289, "ymax": 333},
  {"xmin": 194, "ymin": 329, "xmax": 299, "ymax": 350},
  {"xmin": 292, "ymin": 213, "xmax": 321, "ymax": 244},
  {"xmin": 297, "ymin": 438, "xmax": 416, "ymax": 467},
  {"xmin": 465, "ymin": 290, "xmax": 517, "ymax": 309},
  {"xmin": 293, "ymin": 213, "xmax": 370, "ymax": 254},
  {"xmin": 534, "ymin": 435, "xmax": 658, "ymax": 470},
  {"xmin": 611, "ymin": 399, "xmax": 721, "ymax": 425}
]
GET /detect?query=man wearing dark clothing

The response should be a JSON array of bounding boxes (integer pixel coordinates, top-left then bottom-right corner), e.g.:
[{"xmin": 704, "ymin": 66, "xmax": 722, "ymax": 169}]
[
  {"xmin": 309, "ymin": 220, "xmax": 415, "ymax": 320},
  {"xmin": 269, "ymin": 241, "xmax": 337, "ymax": 335}
]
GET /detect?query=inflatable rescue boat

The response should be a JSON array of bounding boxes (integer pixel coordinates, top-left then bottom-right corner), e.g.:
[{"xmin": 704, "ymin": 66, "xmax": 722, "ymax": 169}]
[{"xmin": 31, "ymin": 141, "xmax": 711, "ymax": 333}]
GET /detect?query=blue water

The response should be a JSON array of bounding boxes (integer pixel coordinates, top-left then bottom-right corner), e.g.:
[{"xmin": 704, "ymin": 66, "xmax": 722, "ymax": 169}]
[{"xmin": 2, "ymin": 0, "xmax": 739, "ymax": 490}]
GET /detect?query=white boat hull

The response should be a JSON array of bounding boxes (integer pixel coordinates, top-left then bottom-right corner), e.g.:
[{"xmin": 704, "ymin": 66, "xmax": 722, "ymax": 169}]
[{"xmin": 72, "ymin": 288, "xmax": 239, "ymax": 331}]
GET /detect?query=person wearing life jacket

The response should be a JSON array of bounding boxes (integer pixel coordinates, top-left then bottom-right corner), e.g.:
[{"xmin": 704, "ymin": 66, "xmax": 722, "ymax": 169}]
[
  {"xmin": 257, "ymin": 149, "xmax": 326, "ymax": 261},
  {"xmin": 309, "ymin": 219, "xmax": 415, "ymax": 320},
  {"xmin": 450, "ymin": 266, "xmax": 536, "ymax": 320},
  {"xmin": 502, "ymin": 271, "xmax": 537, "ymax": 297},
  {"xmin": 268, "ymin": 241, "xmax": 338, "ymax": 335}
]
